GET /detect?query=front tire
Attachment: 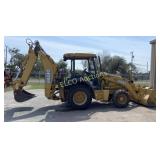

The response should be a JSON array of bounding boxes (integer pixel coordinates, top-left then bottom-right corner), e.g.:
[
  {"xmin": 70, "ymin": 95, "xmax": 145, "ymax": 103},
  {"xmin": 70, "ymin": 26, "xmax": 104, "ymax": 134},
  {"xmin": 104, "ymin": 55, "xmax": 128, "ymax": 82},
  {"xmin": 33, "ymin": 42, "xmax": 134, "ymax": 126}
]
[
  {"xmin": 68, "ymin": 86, "xmax": 92, "ymax": 109},
  {"xmin": 113, "ymin": 90, "xmax": 129, "ymax": 108}
]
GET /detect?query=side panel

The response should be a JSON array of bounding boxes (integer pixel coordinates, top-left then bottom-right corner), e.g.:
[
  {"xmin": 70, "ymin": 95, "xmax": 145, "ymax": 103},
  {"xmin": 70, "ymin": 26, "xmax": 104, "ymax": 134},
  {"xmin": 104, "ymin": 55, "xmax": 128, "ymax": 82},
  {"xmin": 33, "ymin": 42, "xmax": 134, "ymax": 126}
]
[{"xmin": 94, "ymin": 90, "xmax": 109, "ymax": 101}]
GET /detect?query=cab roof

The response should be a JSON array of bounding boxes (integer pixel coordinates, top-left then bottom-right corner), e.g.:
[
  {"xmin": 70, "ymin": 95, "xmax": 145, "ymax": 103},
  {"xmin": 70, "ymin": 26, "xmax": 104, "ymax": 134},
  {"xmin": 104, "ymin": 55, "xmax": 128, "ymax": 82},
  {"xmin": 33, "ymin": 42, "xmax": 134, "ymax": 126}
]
[{"xmin": 63, "ymin": 53, "xmax": 97, "ymax": 60}]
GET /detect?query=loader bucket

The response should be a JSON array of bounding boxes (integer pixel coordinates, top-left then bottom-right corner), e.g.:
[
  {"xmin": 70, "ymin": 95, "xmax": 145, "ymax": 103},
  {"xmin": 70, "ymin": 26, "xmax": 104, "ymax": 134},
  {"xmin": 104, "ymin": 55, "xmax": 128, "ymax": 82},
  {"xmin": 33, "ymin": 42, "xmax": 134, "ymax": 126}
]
[
  {"xmin": 14, "ymin": 89, "xmax": 35, "ymax": 102},
  {"xmin": 137, "ymin": 88, "xmax": 156, "ymax": 107}
]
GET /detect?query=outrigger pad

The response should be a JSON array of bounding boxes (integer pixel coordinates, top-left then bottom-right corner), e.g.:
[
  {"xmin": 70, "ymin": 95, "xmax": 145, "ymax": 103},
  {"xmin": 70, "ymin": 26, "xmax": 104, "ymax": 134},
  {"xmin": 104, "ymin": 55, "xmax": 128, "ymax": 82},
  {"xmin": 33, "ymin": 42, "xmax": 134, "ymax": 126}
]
[{"xmin": 14, "ymin": 89, "xmax": 35, "ymax": 102}]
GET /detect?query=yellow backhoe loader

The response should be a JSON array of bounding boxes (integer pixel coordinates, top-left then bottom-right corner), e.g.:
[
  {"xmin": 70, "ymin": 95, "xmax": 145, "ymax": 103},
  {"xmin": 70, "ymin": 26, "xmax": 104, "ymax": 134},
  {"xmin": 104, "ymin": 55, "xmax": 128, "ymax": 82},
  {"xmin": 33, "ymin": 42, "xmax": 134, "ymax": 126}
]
[{"xmin": 12, "ymin": 39, "xmax": 156, "ymax": 109}]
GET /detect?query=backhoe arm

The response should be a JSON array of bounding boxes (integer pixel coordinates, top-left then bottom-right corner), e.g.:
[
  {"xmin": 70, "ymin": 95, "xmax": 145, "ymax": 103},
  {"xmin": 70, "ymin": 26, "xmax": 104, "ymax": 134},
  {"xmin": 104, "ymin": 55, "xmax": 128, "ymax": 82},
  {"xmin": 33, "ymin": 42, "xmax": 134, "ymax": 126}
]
[
  {"xmin": 34, "ymin": 41, "xmax": 58, "ymax": 99},
  {"xmin": 13, "ymin": 45, "xmax": 38, "ymax": 102},
  {"xmin": 13, "ymin": 40, "xmax": 58, "ymax": 102},
  {"xmin": 13, "ymin": 47, "xmax": 38, "ymax": 90}
]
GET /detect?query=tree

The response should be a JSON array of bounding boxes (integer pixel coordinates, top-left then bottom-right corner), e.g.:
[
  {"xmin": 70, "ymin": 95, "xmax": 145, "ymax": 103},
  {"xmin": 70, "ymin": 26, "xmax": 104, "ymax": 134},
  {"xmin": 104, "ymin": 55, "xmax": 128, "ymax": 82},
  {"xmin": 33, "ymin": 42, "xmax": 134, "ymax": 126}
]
[
  {"xmin": 8, "ymin": 47, "xmax": 44, "ymax": 77},
  {"xmin": 128, "ymin": 62, "xmax": 138, "ymax": 73},
  {"xmin": 6, "ymin": 48, "xmax": 25, "ymax": 73},
  {"xmin": 101, "ymin": 55, "xmax": 112, "ymax": 72},
  {"xmin": 57, "ymin": 59, "xmax": 68, "ymax": 70},
  {"xmin": 109, "ymin": 56, "xmax": 128, "ymax": 74},
  {"xmin": 57, "ymin": 59, "xmax": 68, "ymax": 79},
  {"xmin": 101, "ymin": 55, "xmax": 132, "ymax": 75},
  {"xmin": 9, "ymin": 48, "xmax": 25, "ymax": 68}
]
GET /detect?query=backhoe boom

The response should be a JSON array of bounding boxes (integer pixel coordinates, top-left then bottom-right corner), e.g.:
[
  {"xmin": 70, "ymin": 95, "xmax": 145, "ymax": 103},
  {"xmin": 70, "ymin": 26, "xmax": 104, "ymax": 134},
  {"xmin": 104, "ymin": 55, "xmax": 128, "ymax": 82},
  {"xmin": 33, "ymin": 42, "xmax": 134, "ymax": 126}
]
[{"xmin": 13, "ymin": 40, "xmax": 58, "ymax": 102}]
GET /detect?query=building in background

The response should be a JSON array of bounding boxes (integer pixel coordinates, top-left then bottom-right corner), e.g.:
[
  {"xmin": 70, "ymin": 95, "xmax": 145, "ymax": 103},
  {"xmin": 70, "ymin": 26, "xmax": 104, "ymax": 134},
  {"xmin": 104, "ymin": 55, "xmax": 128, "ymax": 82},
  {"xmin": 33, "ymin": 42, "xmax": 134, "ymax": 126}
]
[{"xmin": 150, "ymin": 39, "xmax": 156, "ymax": 89}]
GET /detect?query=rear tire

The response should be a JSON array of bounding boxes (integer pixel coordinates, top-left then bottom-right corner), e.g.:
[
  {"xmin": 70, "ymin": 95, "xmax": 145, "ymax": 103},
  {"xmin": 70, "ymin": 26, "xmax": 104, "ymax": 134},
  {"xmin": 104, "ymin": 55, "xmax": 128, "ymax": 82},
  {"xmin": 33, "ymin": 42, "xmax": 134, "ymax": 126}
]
[
  {"xmin": 68, "ymin": 86, "xmax": 92, "ymax": 109},
  {"xmin": 113, "ymin": 90, "xmax": 129, "ymax": 108}
]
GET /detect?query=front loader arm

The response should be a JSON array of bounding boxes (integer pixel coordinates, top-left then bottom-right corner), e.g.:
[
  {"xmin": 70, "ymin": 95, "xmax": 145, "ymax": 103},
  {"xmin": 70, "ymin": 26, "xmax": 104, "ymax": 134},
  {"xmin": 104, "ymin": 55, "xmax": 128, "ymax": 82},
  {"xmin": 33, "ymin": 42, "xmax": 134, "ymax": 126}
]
[{"xmin": 101, "ymin": 73, "xmax": 155, "ymax": 107}]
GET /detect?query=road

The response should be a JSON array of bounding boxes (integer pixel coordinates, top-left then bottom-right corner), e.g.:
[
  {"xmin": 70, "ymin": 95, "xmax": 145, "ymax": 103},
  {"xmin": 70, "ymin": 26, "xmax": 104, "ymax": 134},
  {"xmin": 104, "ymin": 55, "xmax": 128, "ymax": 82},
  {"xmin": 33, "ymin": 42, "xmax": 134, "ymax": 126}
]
[{"xmin": 4, "ymin": 89, "xmax": 156, "ymax": 122}]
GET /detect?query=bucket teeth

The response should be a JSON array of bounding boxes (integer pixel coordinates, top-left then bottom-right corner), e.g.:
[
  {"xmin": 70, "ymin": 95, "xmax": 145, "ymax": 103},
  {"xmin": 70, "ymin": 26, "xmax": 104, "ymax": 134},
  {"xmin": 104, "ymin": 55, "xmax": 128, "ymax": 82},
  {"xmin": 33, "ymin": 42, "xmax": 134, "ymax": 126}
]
[{"xmin": 14, "ymin": 89, "xmax": 35, "ymax": 102}]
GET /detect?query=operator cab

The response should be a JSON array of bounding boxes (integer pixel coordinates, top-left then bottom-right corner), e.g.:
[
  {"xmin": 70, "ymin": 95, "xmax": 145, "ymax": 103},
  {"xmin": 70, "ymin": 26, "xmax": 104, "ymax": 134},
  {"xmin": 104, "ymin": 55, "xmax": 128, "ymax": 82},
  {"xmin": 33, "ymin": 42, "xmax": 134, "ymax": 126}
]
[{"xmin": 63, "ymin": 53, "xmax": 102, "ymax": 88}]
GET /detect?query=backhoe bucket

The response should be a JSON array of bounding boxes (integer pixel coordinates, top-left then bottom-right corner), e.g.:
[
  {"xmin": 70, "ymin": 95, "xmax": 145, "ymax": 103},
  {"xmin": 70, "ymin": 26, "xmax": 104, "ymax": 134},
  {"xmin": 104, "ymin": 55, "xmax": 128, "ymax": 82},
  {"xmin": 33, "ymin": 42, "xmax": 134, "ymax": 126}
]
[{"xmin": 14, "ymin": 89, "xmax": 35, "ymax": 102}]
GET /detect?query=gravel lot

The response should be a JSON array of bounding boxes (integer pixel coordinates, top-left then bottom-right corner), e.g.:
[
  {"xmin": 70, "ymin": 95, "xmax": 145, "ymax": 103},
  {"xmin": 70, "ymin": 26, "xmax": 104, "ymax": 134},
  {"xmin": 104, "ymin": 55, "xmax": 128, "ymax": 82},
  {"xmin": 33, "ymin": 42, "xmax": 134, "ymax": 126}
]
[{"xmin": 4, "ymin": 89, "xmax": 156, "ymax": 122}]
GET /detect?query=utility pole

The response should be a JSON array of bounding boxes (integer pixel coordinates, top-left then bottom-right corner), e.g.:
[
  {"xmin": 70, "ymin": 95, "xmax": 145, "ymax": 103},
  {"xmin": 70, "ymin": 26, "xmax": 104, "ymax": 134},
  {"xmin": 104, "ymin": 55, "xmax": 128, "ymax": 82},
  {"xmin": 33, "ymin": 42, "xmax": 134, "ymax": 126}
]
[
  {"xmin": 147, "ymin": 61, "xmax": 149, "ymax": 80},
  {"xmin": 147, "ymin": 61, "xmax": 148, "ymax": 73},
  {"xmin": 4, "ymin": 44, "xmax": 8, "ymax": 69},
  {"xmin": 129, "ymin": 51, "xmax": 134, "ymax": 80},
  {"xmin": 131, "ymin": 51, "xmax": 134, "ymax": 66}
]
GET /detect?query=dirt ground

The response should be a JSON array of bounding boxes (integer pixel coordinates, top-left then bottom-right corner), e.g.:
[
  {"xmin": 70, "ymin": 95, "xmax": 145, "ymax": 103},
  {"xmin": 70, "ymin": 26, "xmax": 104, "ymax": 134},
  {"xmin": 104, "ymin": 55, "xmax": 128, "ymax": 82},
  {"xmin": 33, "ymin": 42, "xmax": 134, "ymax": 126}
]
[{"xmin": 4, "ymin": 89, "xmax": 156, "ymax": 122}]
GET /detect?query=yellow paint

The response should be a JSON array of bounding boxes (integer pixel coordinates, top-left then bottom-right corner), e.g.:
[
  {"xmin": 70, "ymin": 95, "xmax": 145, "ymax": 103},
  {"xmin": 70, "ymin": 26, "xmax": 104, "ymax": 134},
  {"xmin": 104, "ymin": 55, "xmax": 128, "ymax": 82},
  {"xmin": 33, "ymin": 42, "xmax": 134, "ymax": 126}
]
[{"xmin": 94, "ymin": 90, "xmax": 109, "ymax": 101}]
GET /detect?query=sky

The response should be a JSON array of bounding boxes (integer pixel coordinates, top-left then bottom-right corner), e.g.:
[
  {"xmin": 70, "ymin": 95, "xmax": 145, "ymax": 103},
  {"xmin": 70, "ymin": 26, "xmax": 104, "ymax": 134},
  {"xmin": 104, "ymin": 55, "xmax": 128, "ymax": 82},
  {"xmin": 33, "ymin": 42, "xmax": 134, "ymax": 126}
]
[{"xmin": 4, "ymin": 36, "xmax": 155, "ymax": 72}]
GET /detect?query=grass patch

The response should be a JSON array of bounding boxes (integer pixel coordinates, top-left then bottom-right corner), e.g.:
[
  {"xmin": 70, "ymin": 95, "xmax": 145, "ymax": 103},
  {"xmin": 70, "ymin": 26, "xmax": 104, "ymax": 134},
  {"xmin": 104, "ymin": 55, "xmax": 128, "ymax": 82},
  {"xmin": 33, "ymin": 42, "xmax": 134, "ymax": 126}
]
[
  {"xmin": 4, "ymin": 82, "xmax": 44, "ymax": 92},
  {"xmin": 27, "ymin": 82, "xmax": 44, "ymax": 90}
]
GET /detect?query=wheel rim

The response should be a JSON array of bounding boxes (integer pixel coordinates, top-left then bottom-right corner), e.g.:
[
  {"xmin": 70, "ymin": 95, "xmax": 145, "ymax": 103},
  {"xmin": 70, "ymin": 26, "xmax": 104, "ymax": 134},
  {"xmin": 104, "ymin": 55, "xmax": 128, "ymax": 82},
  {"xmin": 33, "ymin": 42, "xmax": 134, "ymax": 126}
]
[
  {"xmin": 73, "ymin": 91, "xmax": 87, "ymax": 106},
  {"xmin": 117, "ymin": 94, "xmax": 127, "ymax": 105}
]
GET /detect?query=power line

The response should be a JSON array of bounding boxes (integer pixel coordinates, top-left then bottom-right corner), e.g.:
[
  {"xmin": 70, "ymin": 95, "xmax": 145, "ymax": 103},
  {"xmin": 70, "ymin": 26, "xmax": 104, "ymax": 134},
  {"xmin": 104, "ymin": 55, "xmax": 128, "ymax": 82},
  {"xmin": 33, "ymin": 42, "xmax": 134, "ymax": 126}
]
[{"xmin": 134, "ymin": 63, "xmax": 146, "ymax": 66}]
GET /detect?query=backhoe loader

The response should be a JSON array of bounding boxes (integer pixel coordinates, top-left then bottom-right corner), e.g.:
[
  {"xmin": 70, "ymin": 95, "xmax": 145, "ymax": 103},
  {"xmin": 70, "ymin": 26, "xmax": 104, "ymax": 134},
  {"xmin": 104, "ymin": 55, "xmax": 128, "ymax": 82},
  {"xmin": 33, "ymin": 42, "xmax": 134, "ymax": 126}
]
[{"xmin": 12, "ymin": 39, "xmax": 156, "ymax": 109}]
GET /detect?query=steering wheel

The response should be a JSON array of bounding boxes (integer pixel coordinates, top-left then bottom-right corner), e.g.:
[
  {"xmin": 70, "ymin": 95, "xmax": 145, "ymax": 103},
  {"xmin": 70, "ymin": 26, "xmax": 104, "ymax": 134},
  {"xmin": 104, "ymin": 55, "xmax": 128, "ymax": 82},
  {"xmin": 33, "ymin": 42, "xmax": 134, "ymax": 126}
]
[{"xmin": 82, "ymin": 68, "xmax": 91, "ymax": 76}]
